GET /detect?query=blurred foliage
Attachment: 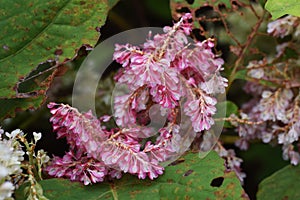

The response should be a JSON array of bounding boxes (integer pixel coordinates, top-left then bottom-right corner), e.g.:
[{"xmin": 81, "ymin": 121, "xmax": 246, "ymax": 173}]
[
  {"xmin": 238, "ymin": 143, "xmax": 288, "ymax": 199},
  {"xmin": 257, "ymin": 162, "xmax": 300, "ymax": 199}
]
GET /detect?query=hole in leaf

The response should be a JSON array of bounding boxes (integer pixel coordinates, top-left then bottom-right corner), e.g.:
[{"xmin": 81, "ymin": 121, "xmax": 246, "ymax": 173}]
[
  {"xmin": 195, "ymin": 6, "xmax": 213, "ymax": 18},
  {"xmin": 210, "ymin": 177, "xmax": 224, "ymax": 187},
  {"xmin": 176, "ymin": 7, "xmax": 190, "ymax": 14},
  {"xmin": 17, "ymin": 60, "xmax": 57, "ymax": 94},
  {"xmin": 218, "ymin": 4, "xmax": 226, "ymax": 10},
  {"xmin": 232, "ymin": 0, "xmax": 239, "ymax": 6},
  {"xmin": 185, "ymin": 0, "xmax": 194, "ymax": 4},
  {"xmin": 231, "ymin": 0, "xmax": 242, "ymax": 9}
]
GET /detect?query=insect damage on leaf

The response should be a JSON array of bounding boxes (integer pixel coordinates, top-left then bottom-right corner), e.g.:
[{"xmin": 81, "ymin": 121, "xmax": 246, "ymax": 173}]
[{"xmin": 210, "ymin": 176, "xmax": 224, "ymax": 187}]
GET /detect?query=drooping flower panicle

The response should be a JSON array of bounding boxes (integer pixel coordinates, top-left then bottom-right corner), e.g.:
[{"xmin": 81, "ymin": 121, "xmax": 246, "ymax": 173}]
[
  {"xmin": 46, "ymin": 13, "xmax": 227, "ymax": 184},
  {"xmin": 113, "ymin": 13, "xmax": 226, "ymax": 133}
]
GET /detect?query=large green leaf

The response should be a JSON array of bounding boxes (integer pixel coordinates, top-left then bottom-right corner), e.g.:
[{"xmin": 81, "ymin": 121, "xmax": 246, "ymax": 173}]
[
  {"xmin": 0, "ymin": 0, "xmax": 118, "ymax": 119},
  {"xmin": 265, "ymin": 0, "xmax": 300, "ymax": 19},
  {"xmin": 16, "ymin": 151, "xmax": 248, "ymax": 200},
  {"xmin": 257, "ymin": 164, "xmax": 300, "ymax": 200}
]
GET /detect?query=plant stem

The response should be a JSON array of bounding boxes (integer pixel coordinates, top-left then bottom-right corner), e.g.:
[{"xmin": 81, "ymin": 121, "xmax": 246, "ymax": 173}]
[{"xmin": 226, "ymin": 11, "xmax": 267, "ymax": 92}]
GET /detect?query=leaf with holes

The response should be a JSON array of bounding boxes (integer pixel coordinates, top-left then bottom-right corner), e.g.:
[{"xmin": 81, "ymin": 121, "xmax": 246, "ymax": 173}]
[
  {"xmin": 170, "ymin": 0, "xmax": 263, "ymax": 41},
  {"xmin": 257, "ymin": 164, "xmax": 300, "ymax": 200},
  {"xmin": 170, "ymin": 0, "xmax": 232, "ymax": 31},
  {"xmin": 171, "ymin": 0, "xmax": 231, "ymax": 10},
  {"xmin": 265, "ymin": 0, "xmax": 300, "ymax": 19},
  {"xmin": 0, "ymin": 0, "xmax": 118, "ymax": 119},
  {"xmin": 15, "ymin": 151, "xmax": 248, "ymax": 200}
]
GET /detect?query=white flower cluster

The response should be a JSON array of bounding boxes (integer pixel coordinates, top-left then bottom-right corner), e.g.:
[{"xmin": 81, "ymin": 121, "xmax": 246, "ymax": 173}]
[
  {"xmin": 0, "ymin": 127, "xmax": 49, "ymax": 200},
  {"xmin": 0, "ymin": 129, "xmax": 24, "ymax": 200}
]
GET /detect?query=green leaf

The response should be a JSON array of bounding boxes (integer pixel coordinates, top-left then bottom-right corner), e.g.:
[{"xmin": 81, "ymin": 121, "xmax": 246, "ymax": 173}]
[
  {"xmin": 0, "ymin": 96, "xmax": 44, "ymax": 120},
  {"xmin": 16, "ymin": 151, "xmax": 247, "ymax": 200},
  {"xmin": 257, "ymin": 164, "xmax": 300, "ymax": 199},
  {"xmin": 265, "ymin": 0, "xmax": 300, "ymax": 19},
  {"xmin": 0, "ymin": 0, "xmax": 118, "ymax": 119}
]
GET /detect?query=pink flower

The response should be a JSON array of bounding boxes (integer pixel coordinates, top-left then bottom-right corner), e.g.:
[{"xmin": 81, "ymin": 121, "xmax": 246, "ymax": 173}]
[
  {"xmin": 200, "ymin": 74, "xmax": 228, "ymax": 94},
  {"xmin": 48, "ymin": 103, "xmax": 106, "ymax": 156},
  {"xmin": 45, "ymin": 151, "xmax": 108, "ymax": 185},
  {"xmin": 150, "ymin": 85, "xmax": 179, "ymax": 108},
  {"xmin": 184, "ymin": 91, "xmax": 217, "ymax": 132},
  {"xmin": 144, "ymin": 124, "xmax": 180, "ymax": 162},
  {"xmin": 101, "ymin": 132, "xmax": 164, "ymax": 180},
  {"xmin": 179, "ymin": 13, "xmax": 193, "ymax": 35},
  {"xmin": 114, "ymin": 88, "xmax": 151, "ymax": 128},
  {"xmin": 150, "ymin": 67, "xmax": 181, "ymax": 108},
  {"xmin": 115, "ymin": 53, "xmax": 169, "ymax": 90},
  {"xmin": 113, "ymin": 44, "xmax": 138, "ymax": 67},
  {"xmin": 114, "ymin": 94, "xmax": 137, "ymax": 127}
]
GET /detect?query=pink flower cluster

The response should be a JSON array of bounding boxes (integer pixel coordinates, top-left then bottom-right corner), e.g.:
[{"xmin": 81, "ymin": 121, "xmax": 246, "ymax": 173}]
[
  {"xmin": 113, "ymin": 13, "xmax": 226, "ymax": 132},
  {"xmin": 46, "ymin": 13, "xmax": 227, "ymax": 184},
  {"xmin": 234, "ymin": 19, "xmax": 300, "ymax": 164},
  {"xmin": 46, "ymin": 103, "xmax": 165, "ymax": 184}
]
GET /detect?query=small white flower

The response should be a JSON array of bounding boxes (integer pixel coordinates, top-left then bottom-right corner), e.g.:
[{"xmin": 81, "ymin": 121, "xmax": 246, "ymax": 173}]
[
  {"xmin": 33, "ymin": 132, "xmax": 42, "ymax": 143},
  {"xmin": 261, "ymin": 90, "xmax": 272, "ymax": 99},
  {"xmin": 0, "ymin": 181, "xmax": 14, "ymax": 199},
  {"xmin": 0, "ymin": 166, "xmax": 9, "ymax": 178},
  {"xmin": 290, "ymin": 151, "xmax": 300, "ymax": 165},
  {"xmin": 5, "ymin": 129, "xmax": 23, "ymax": 139},
  {"xmin": 37, "ymin": 150, "xmax": 50, "ymax": 165},
  {"xmin": 247, "ymin": 68, "xmax": 264, "ymax": 79},
  {"xmin": 262, "ymin": 132, "xmax": 273, "ymax": 143},
  {"xmin": 0, "ymin": 128, "xmax": 4, "ymax": 135},
  {"xmin": 287, "ymin": 126, "xmax": 299, "ymax": 143},
  {"xmin": 278, "ymin": 133, "xmax": 285, "ymax": 144}
]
